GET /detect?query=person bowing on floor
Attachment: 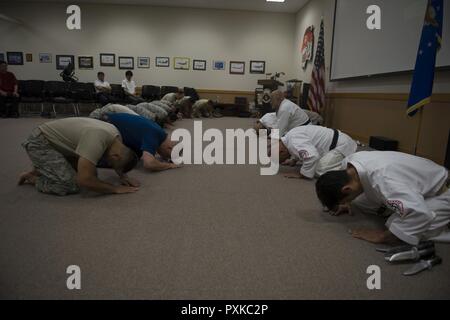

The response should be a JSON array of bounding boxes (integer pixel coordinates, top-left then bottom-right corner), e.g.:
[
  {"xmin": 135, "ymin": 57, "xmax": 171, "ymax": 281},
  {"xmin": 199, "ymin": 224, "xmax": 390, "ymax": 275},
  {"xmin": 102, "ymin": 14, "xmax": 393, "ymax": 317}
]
[
  {"xmin": 276, "ymin": 125, "xmax": 357, "ymax": 180},
  {"xmin": 315, "ymin": 151, "xmax": 450, "ymax": 245},
  {"xmin": 254, "ymin": 109, "xmax": 323, "ymax": 134},
  {"xmin": 18, "ymin": 118, "xmax": 139, "ymax": 196},
  {"xmin": 270, "ymin": 90, "xmax": 311, "ymax": 137},
  {"xmin": 103, "ymin": 113, "xmax": 181, "ymax": 172}
]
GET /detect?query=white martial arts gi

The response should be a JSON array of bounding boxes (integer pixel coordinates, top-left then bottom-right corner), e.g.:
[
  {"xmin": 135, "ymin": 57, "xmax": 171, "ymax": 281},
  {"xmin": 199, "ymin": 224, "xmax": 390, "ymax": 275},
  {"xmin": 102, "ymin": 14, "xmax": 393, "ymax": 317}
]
[
  {"xmin": 344, "ymin": 151, "xmax": 450, "ymax": 245},
  {"xmin": 281, "ymin": 125, "xmax": 357, "ymax": 179},
  {"xmin": 94, "ymin": 79, "xmax": 111, "ymax": 93},
  {"xmin": 274, "ymin": 99, "xmax": 310, "ymax": 137},
  {"xmin": 261, "ymin": 110, "xmax": 322, "ymax": 129},
  {"xmin": 121, "ymin": 79, "xmax": 137, "ymax": 95},
  {"xmin": 259, "ymin": 112, "xmax": 278, "ymax": 129}
]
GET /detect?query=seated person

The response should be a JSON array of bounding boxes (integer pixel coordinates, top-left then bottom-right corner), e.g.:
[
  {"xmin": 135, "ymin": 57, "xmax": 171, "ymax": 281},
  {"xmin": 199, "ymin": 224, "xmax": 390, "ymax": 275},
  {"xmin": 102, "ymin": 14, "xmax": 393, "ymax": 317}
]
[
  {"xmin": 94, "ymin": 72, "xmax": 114, "ymax": 106},
  {"xmin": 271, "ymin": 90, "xmax": 310, "ymax": 137},
  {"xmin": 316, "ymin": 151, "xmax": 450, "ymax": 245},
  {"xmin": 192, "ymin": 99, "xmax": 222, "ymax": 118},
  {"xmin": 161, "ymin": 88, "xmax": 184, "ymax": 104},
  {"xmin": 122, "ymin": 71, "xmax": 144, "ymax": 105},
  {"xmin": 104, "ymin": 113, "xmax": 181, "ymax": 172},
  {"xmin": 19, "ymin": 117, "xmax": 139, "ymax": 196},
  {"xmin": 0, "ymin": 61, "xmax": 20, "ymax": 118},
  {"xmin": 277, "ymin": 125, "xmax": 357, "ymax": 179}
]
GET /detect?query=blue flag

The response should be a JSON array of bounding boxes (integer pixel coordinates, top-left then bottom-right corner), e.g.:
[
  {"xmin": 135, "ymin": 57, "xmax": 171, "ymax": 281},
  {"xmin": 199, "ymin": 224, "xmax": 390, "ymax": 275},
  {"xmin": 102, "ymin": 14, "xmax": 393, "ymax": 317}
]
[{"xmin": 407, "ymin": 0, "xmax": 443, "ymax": 117}]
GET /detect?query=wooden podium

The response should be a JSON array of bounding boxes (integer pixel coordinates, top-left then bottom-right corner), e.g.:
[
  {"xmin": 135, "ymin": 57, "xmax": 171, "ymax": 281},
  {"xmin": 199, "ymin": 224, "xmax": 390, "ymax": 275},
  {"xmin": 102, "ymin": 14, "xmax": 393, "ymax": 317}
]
[{"xmin": 257, "ymin": 79, "xmax": 284, "ymax": 91}]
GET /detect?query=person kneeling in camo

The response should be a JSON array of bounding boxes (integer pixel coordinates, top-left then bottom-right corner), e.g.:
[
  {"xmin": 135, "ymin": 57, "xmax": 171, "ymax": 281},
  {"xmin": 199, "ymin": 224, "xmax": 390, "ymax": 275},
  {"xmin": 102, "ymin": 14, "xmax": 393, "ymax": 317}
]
[
  {"xmin": 19, "ymin": 118, "xmax": 139, "ymax": 196},
  {"xmin": 192, "ymin": 99, "xmax": 222, "ymax": 118}
]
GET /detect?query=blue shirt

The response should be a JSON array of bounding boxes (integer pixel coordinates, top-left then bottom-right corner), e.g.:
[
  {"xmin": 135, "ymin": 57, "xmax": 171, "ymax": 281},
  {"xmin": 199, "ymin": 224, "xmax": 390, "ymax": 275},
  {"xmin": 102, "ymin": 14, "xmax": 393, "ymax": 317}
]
[{"xmin": 106, "ymin": 113, "xmax": 167, "ymax": 157}]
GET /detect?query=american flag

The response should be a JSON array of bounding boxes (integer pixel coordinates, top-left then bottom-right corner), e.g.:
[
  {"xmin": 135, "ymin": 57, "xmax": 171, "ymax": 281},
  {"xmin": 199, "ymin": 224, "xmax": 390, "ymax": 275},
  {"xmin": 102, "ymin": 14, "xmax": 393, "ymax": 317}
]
[{"xmin": 307, "ymin": 19, "xmax": 326, "ymax": 114}]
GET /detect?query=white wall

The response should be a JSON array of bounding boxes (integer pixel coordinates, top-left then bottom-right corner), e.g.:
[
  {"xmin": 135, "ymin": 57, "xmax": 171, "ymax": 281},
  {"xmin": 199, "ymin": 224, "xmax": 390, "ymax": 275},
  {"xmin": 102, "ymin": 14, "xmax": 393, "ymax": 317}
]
[
  {"xmin": 0, "ymin": 2, "xmax": 296, "ymax": 91},
  {"xmin": 293, "ymin": 0, "xmax": 450, "ymax": 93}
]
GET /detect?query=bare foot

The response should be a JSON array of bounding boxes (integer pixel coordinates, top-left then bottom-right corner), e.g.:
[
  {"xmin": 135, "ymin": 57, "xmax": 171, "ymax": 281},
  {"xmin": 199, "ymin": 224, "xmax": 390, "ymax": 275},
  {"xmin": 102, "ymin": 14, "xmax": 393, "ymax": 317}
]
[
  {"xmin": 284, "ymin": 173, "xmax": 303, "ymax": 179},
  {"xmin": 18, "ymin": 171, "xmax": 37, "ymax": 185},
  {"xmin": 349, "ymin": 228, "xmax": 387, "ymax": 244}
]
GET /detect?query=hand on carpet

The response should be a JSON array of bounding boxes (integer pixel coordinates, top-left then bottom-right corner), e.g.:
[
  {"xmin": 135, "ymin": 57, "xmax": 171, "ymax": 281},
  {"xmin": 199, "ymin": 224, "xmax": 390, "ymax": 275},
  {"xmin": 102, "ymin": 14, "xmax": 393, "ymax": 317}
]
[
  {"xmin": 114, "ymin": 185, "xmax": 139, "ymax": 194},
  {"xmin": 330, "ymin": 204, "xmax": 353, "ymax": 216},
  {"xmin": 168, "ymin": 163, "xmax": 182, "ymax": 169},
  {"xmin": 120, "ymin": 175, "xmax": 140, "ymax": 188},
  {"xmin": 284, "ymin": 173, "xmax": 303, "ymax": 179}
]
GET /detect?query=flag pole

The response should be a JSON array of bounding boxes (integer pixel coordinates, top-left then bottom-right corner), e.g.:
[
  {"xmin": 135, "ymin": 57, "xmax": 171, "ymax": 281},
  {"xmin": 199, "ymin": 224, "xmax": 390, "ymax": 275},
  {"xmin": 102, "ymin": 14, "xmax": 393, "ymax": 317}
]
[{"xmin": 413, "ymin": 107, "xmax": 424, "ymax": 155}]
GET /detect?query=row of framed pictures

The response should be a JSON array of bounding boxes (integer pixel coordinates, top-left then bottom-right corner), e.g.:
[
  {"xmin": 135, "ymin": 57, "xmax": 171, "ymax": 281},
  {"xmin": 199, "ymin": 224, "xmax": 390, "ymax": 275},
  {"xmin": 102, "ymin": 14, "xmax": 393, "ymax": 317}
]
[
  {"xmin": 0, "ymin": 52, "xmax": 58, "ymax": 65},
  {"xmin": 1, "ymin": 51, "xmax": 266, "ymax": 74}
]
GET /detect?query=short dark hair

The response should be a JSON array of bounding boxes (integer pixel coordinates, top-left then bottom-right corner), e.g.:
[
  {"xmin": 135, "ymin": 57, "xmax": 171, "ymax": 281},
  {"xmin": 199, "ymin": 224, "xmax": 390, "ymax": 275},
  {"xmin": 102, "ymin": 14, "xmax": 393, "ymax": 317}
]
[
  {"xmin": 315, "ymin": 170, "xmax": 350, "ymax": 210},
  {"xmin": 97, "ymin": 71, "xmax": 104, "ymax": 76},
  {"xmin": 125, "ymin": 71, "xmax": 133, "ymax": 77},
  {"xmin": 121, "ymin": 150, "xmax": 139, "ymax": 174},
  {"xmin": 0, "ymin": 61, "xmax": 6, "ymax": 65}
]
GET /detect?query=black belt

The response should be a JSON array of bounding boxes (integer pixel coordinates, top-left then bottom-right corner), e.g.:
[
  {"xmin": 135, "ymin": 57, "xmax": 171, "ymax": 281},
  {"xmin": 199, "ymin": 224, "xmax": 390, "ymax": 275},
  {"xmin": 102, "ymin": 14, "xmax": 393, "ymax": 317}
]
[
  {"xmin": 302, "ymin": 119, "xmax": 311, "ymax": 126},
  {"xmin": 329, "ymin": 129, "xmax": 339, "ymax": 151}
]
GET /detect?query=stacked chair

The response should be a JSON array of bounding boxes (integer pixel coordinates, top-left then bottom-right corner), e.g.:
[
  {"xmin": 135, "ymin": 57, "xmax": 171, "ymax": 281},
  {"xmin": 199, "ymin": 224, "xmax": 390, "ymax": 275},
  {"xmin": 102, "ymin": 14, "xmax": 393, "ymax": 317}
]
[
  {"xmin": 18, "ymin": 80, "xmax": 45, "ymax": 115},
  {"xmin": 110, "ymin": 84, "xmax": 126, "ymax": 104},
  {"xmin": 160, "ymin": 86, "xmax": 179, "ymax": 97},
  {"xmin": 44, "ymin": 81, "xmax": 77, "ymax": 117},
  {"xmin": 15, "ymin": 81, "xmax": 201, "ymax": 117},
  {"xmin": 69, "ymin": 82, "xmax": 98, "ymax": 116}
]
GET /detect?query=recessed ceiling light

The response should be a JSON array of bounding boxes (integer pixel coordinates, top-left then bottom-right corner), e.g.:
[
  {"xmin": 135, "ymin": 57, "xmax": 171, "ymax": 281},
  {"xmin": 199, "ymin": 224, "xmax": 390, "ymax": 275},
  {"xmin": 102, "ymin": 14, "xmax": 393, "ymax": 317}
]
[{"xmin": 267, "ymin": 0, "xmax": 286, "ymax": 3}]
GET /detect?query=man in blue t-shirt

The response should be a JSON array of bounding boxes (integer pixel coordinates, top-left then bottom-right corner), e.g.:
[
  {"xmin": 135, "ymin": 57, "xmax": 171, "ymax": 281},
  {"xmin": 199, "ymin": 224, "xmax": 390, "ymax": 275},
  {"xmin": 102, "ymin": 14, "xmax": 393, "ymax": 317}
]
[{"xmin": 105, "ymin": 113, "xmax": 180, "ymax": 172}]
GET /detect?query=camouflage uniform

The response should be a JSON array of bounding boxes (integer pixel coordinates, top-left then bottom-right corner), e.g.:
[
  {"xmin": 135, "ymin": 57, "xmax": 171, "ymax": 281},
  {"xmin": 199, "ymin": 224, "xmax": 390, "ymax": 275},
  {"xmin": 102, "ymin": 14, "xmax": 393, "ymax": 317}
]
[
  {"xmin": 126, "ymin": 104, "xmax": 157, "ymax": 121},
  {"xmin": 192, "ymin": 99, "xmax": 214, "ymax": 118},
  {"xmin": 89, "ymin": 104, "xmax": 138, "ymax": 120},
  {"xmin": 152, "ymin": 100, "xmax": 174, "ymax": 113},
  {"xmin": 161, "ymin": 92, "xmax": 178, "ymax": 104},
  {"xmin": 89, "ymin": 103, "xmax": 157, "ymax": 122},
  {"xmin": 175, "ymin": 97, "xmax": 193, "ymax": 118},
  {"xmin": 22, "ymin": 129, "xmax": 80, "ymax": 196},
  {"xmin": 135, "ymin": 102, "xmax": 168, "ymax": 122}
]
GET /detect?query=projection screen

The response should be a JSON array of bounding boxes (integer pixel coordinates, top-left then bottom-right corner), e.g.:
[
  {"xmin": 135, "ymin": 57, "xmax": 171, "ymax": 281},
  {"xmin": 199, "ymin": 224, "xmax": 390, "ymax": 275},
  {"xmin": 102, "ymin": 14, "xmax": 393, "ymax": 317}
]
[{"xmin": 330, "ymin": 0, "xmax": 450, "ymax": 80}]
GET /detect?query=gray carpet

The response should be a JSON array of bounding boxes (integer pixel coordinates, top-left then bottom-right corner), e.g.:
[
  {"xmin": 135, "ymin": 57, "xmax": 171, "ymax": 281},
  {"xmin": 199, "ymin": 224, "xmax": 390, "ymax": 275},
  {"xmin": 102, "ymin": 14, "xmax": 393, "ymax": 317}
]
[{"xmin": 0, "ymin": 117, "xmax": 449, "ymax": 300}]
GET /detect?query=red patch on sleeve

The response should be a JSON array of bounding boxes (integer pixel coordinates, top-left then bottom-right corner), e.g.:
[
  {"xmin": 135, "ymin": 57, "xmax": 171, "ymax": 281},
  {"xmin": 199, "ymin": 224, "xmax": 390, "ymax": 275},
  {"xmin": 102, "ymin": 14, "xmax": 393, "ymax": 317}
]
[
  {"xmin": 387, "ymin": 200, "xmax": 405, "ymax": 217},
  {"xmin": 298, "ymin": 150, "xmax": 310, "ymax": 159}
]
